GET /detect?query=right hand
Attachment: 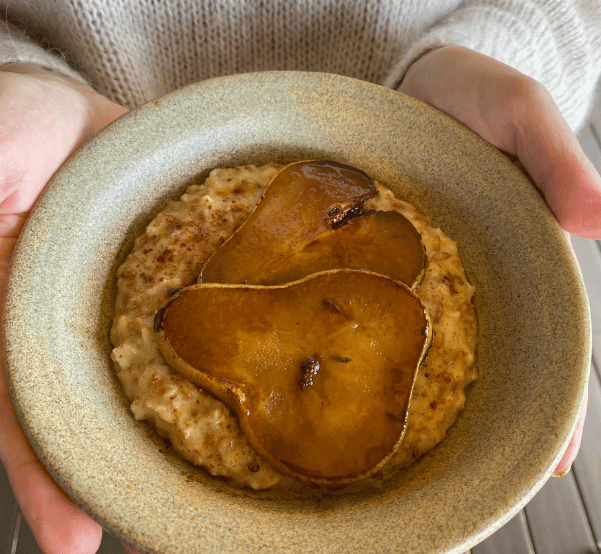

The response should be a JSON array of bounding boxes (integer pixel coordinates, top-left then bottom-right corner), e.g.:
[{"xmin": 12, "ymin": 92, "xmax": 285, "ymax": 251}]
[
  {"xmin": 398, "ymin": 46, "xmax": 601, "ymax": 476},
  {"xmin": 398, "ymin": 46, "xmax": 601, "ymax": 240},
  {"xmin": 0, "ymin": 63, "xmax": 128, "ymax": 554}
]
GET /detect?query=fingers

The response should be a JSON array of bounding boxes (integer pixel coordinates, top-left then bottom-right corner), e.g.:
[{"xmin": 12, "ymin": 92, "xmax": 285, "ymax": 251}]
[
  {"xmin": 0, "ymin": 63, "xmax": 128, "ymax": 133},
  {"xmin": 0, "ymin": 66, "xmax": 127, "ymax": 213},
  {"xmin": 504, "ymin": 76, "xmax": 601, "ymax": 239},
  {"xmin": 0, "ymin": 358, "xmax": 103, "ymax": 554},
  {"xmin": 553, "ymin": 397, "xmax": 587, "ymax": 477},
  {"xmin": 0, "ymin": 236, "xmax": 103, "ymax": 553},
  {"xmin": 1, "ymin": 257, "xmax": 104, "ymax": 554},
  {"xmin": 398, "ymin": 46, "xmax": 601, "ymax": 239},
  {"xmin": 541, "ymin": 156, "xmax": 601, "ymax": 239},
  {"xmin": 0, "ymin": 64, "xmax": 128, "ymax": 553}
]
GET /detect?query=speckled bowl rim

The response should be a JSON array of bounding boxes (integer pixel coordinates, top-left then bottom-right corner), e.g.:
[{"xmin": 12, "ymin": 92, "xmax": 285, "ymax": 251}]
[{"xmin": 2, "ymin": 72, "xmax": 591, "ymax": 554}]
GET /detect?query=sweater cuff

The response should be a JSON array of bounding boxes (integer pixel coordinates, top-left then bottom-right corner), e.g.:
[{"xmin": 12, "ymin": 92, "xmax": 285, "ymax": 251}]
[
  {"xmin": 0, "ymin": 21, "xmax": 88, "ymax": 85},
  {"xmin": 382, "ymin": 11, "xmax": 551, "ymax": 90},
  {"xmin": 382, "ymin": 3, "xmax": 600, "ymax": 132}
]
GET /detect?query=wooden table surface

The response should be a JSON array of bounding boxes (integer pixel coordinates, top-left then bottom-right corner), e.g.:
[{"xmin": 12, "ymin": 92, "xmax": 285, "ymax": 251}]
[{"xmin": 2, "ymin": 106, "xmax": 601, "ymax": 554}]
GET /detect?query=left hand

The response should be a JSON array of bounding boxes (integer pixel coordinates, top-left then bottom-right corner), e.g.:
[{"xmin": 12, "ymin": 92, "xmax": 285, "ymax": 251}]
[
  {"xmin": 398, "ymin": 45, "xmax": 601, "ymax": 240},
  {"xmin": 398, "ymin": 45, "xmax": 601, "ymax": 475},
  {"xmin": 0, "ymin": 62, "xmax": 128, "ymax": 554}
]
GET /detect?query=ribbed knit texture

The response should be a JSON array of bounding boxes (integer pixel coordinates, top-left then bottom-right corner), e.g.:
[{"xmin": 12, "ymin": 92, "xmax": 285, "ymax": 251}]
[{"xmin": 2, "ymin": 0, "xmax": 601, "ymax": 130}]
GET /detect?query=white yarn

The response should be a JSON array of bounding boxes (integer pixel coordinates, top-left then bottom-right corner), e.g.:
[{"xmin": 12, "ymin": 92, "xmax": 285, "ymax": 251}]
[{"xmin": 1, "ymin": 0, "xmax": 600, "ymax": 130}]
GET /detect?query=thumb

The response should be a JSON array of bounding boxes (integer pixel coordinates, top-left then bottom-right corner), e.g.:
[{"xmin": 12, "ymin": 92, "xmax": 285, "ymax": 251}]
[
  {"xmin": 399, "ymin": 46, "xmax": 601, "ymax": 239},
  {"xmin": 540, "ymin": 154, "xmax": 601, "ymax": 239}
]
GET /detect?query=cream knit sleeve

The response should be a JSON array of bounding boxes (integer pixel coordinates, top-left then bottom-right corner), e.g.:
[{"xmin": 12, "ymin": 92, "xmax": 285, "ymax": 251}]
[
  {"xmin": 0, "ymin": 19, "xmax": 87, "ymax": 84},
  {"xmin": 382, "ymin": 0, "xmax": 601, "ymax": 132}
]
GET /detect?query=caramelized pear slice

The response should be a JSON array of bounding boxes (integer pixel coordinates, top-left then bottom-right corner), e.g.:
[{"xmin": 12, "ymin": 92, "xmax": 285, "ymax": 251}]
[
  {"xmin": 199, "ymin": 160, "xmax": 379, "ymax": 285},
  {"xmin": 235, "ymin": 210, "xmax": 426, "ymax": 289},
  {"xmin": 155, "ymin": 270, "xmax": 431, "ymax": 487}
]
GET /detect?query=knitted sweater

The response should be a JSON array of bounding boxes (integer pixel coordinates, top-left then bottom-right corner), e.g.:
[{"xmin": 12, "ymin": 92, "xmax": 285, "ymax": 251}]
[{"xmin": 1, "ymin": 0, "xmax": 600, "ymax": 131}]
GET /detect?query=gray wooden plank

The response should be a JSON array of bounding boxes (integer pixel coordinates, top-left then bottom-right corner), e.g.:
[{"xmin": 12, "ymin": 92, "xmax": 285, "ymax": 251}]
[
  {"xmin": 524, "ymin": 470, "xmax": 597, "ymax": 554},
  {"xmin": 0, "ymin": 462, "xmax": 20, "ymax": 554},
  {"xmin": 13, "ymin": 517, "xmax": 41, "ymax": 554},
  {"xmin": 595, "ymin": 333, "xmax": 601, "ymax": 379},
  {"xmin": 572, "ymin": 358, "xmax": 601, "ymax": 551},
  {"xmin": 589, "ymin": 94, "xmax": 601, "ymax": 146},
  {"xmin": 578, "ymin": 124, "xmax": 601, "ymax": 176},
  {"xmin": 98, "ymin": 532, "xmax": 128, "ymax": 554},
  {"xmin": 574, "ymin": 121, "xmax": 601, "ymax": 372},
  {"xmin": 571, "ymin": 234, "xmax": 601, "ymax": 341},
  {"xmin": 571, "ymin": 233, "xmax": 601, "ymax": 389},
  {"xmin": 472, "ymin": 511, "xmax": 534, "ymax": 554}
]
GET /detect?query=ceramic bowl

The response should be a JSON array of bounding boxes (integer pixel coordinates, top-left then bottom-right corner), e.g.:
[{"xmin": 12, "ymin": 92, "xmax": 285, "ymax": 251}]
[{"xmin": 3, "ymin": 72, "xmax": 590, "ymax": 553}]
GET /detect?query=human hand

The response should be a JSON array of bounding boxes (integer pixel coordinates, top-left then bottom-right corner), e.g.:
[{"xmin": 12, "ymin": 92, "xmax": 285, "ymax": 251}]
[
  {"xmin": 0, "ymin": 63, "xmax": 127, "ymax": 554},
  {"xmin": 398, "ymin": 45, "xmax": 601, "ymax": 474},
  {"xmin": 398, "ymin": 45, "xmax": 601, "ymax": 240}
]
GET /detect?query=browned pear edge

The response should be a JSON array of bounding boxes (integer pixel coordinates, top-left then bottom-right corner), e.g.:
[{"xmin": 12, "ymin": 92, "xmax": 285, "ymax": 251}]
[
  {"xmin": 198, "ymin": 159, "xmax": 379, "ymax": 284},
  {"xmin": 410, "ymin": 261, "xmax": 426, "ymax": 291},
  {"xmin": 371, "ymin": 211, "xmax": 427, "ymax": 292},
  {"xmin": 155, "ymin": 269, "xmax": 432, "ymax": 488},
  {"xmin": 248, "ymin": 209, "xmax": 428, "ymax": 292}
]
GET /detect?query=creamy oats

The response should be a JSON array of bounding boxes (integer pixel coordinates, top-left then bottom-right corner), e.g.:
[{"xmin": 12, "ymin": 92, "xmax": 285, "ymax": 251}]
[{"xmin": 110, "ymin": 163, "xmax": 478, "ymax": 491}]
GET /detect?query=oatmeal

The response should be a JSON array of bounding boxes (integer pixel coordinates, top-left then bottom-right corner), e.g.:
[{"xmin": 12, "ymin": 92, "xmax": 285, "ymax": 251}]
[{"xmin": 110, "ymin": 163, "xmax": 477, "ymax": 490}]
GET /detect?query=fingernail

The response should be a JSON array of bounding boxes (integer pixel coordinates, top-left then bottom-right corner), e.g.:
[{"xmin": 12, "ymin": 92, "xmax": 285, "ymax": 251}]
[{"xmin": 552, "ymin": 464, "xmax": 572, "ymax": 477}]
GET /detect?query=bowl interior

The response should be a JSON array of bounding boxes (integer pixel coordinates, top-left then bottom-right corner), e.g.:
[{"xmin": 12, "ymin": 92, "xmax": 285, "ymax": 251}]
[{"xmin": 3, "ymin": 72, "xmax": 590, "ymax": 554}]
